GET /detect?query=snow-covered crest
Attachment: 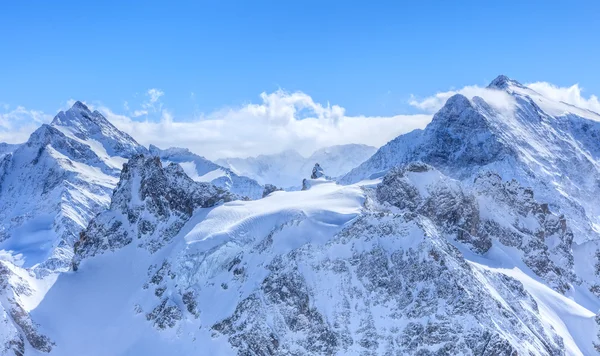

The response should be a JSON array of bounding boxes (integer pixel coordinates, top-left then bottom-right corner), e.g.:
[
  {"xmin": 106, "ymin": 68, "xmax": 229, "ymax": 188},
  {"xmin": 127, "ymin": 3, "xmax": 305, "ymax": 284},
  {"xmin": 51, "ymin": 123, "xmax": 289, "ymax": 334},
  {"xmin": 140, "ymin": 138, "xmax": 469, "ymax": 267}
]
[
  {"xmin": 0, "ymin": 102, "xmax": 148, "ymax": 274},
  {"xmin": 342, "ymin": 75, "xmax": 600, "ymax": 245}
]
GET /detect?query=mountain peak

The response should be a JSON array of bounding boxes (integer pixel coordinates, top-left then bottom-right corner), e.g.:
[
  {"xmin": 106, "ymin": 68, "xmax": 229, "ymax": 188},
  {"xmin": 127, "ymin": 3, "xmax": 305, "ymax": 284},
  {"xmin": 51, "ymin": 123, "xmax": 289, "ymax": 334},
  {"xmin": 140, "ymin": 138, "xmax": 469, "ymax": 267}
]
[
  {"xmin": 51, "ymin": 100, "xmax": 99, "ymax": 128},
  {"xmin": 432, "ymin": 94, "xmax": 473, "ymax": 120},
  {"xmin": 445, "ymin": 93, "xmax": 471, "ymax": 107},
  {"xmin": 487, "ymin": 75, "xmax": 525, "ymax": 90},
  {"xmin": 311, "ymin": 163, "xmax": 325, "ymax": 179},
  {"xmin": 70, "ymin": 100, "xmax": 91, "ymax": 112}
]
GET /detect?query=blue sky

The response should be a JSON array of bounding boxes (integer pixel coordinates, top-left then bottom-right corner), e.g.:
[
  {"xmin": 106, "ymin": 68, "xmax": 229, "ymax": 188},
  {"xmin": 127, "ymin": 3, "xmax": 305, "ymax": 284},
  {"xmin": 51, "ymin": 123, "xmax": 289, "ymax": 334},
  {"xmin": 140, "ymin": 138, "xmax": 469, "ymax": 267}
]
[{"xmin": 1, "ymin": 1, "xmax": 600, "ymax": 157}]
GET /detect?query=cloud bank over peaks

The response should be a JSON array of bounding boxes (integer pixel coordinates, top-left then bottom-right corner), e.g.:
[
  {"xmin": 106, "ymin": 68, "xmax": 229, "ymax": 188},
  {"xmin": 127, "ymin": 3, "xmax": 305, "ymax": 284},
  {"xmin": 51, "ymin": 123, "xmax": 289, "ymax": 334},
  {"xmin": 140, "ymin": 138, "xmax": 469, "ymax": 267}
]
[
  {"xmin": 93, "ymin": 89, "xmax": 432, "ymax": 160},
  {"xmin": 409, "ymin": 85, "xmax": 517, "ymax": 114},
  {"xmin": 527, "ymin": 82, "xmax": 600, "ymax": 114},
  {"xmin": 2, "ymin": 78, "xmax": 600, "ymax": 160},
  {"xmin": 409, "ymin": 79, "xmax": 600, "ymax": 115},
  {"xmin": 0, "ymin": 105, "xmax": 52, "ymax": 143}
]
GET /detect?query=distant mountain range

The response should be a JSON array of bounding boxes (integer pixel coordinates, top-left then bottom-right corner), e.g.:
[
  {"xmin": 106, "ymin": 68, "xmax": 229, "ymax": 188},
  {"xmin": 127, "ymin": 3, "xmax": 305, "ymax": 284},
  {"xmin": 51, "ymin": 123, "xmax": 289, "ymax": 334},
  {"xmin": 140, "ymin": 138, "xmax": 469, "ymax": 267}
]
[{"xmin": 217, "ymin": 144, "xmax": 377, "ymax": 189}]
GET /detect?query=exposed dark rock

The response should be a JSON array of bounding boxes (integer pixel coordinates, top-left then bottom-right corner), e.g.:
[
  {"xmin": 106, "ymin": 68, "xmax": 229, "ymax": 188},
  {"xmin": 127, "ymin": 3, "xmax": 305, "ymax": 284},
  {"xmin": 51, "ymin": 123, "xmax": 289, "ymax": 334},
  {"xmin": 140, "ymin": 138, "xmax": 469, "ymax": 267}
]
[
  {"xmin": 73, "ymin": 154, "xmax": 235, "ymax": 269},
  {"xmin": 262, "ymin": 184, "xmax": 282, "ymax": 198}
]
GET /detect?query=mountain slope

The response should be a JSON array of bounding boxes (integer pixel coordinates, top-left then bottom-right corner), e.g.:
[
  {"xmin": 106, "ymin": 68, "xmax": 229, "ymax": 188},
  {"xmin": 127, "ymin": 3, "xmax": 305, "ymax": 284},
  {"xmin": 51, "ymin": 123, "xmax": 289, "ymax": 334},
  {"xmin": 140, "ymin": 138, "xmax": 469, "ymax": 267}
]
[
  {"xmin": 32, "ymin": 161, "xmax": 600, "ymax": 355},
  {"xmin": 0, "ymin": 102, "xmax": 269, "ymax": 354},
  {"xmin": 341, "ymin": 76, "xmax": 600, "ymax": 245},
  {"xmin": 217, "ymin": 144, "xmax": 377, "ymax": 189},
  {"xmin": 0, "ymin": 102, "xmax": 148, "ymax": 354},
  {"xmin": 149, "ymin": 145, "xmax": 264, "ymax": 200},
  {"xmin": 0, "ymin": 101, "xmax": 146, "ymax": 274}
]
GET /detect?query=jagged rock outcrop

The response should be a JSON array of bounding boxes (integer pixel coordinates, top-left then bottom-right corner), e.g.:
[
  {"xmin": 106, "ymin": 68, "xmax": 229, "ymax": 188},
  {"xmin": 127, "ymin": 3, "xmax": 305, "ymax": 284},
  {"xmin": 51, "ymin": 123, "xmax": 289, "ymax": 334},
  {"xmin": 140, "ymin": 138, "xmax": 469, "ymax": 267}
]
[
  {"xmin": 302, "ymin": 163, "xmax": 329, "ymax": 190},
  {"xmin": 73, "ymin": 154, "xmax": 235, "ymax": 269},
  {"xmin": 311, "ymin": 163, "xmax": 325, "ymax": 179},
  {"xmin": 262, "ymin": 184, "xmax": 282, "ymax": 198},
  {"xmin": 377, "ymin": 164, "xmax": 576, "ymax": 293}
]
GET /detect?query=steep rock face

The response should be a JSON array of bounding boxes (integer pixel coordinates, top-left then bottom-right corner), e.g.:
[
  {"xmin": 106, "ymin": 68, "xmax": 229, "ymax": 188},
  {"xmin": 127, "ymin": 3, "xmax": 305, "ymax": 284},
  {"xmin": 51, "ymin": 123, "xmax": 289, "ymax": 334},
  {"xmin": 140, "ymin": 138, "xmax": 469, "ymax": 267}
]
[
  {"xmin": 73, "ymin": 154, "xmax": 234, "ymax": 268},
  {"xmin": 472, "ymin": 171, "xmax": 576, "ymax": 292},
  {"xmin": 149, "ymin": 145, "xmax": 263, "ymax": 200},
  {"xmin": 340, "ymin": 93, "xmax": 513, "ymax": 183},
  {"xmin": 377, "ymin": 164, "xmax": 575, "ymax": 293}
]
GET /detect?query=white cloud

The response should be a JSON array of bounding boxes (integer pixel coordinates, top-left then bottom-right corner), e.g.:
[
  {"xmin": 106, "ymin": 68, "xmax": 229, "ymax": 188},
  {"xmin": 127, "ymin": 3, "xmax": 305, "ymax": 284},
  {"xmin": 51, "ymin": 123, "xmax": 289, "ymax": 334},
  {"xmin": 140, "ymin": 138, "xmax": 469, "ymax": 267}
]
[
  {"xmin": 409, "ymin": 85, "xmax": 517, "ymax": 114},
  {"xmin": 98, "ymin": 89, "xmax": 431, "ymax": 159},
  {"xmin": 409, "ymin": 80, "xmax": 600, "ymax": 116},
  {"xmin": 0, "ymin": 249, "xmax": 24, "ymax": 266},
  {"xmin": 123, "ymin": 88, "xmax": 165, "ymax": 116},
  {"xmin": 131, "ymin": 110, "xmax": 148, "ymax": 118},
  {"xmin": 526, "ymin": 82, "xmax": 600, "ymax": 113},
  {"xmin": 0, "ymin": 106, "xmax": 52, "ymax": 144},
  {"xmin": 8, "ymin": 79, "xmax": 599, "ymax": 160},
  {"xmin": 147, "ymin": 88, "xmax": 164, "ymax": 104}
]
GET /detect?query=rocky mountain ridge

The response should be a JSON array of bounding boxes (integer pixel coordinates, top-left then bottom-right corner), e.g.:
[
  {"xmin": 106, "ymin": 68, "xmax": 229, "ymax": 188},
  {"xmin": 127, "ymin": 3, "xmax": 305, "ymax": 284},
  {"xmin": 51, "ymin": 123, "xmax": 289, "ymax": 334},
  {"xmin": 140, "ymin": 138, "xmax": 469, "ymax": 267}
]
[{"xmin": 149, "ymin": 145, "xmax": 264, "ymax": 200}]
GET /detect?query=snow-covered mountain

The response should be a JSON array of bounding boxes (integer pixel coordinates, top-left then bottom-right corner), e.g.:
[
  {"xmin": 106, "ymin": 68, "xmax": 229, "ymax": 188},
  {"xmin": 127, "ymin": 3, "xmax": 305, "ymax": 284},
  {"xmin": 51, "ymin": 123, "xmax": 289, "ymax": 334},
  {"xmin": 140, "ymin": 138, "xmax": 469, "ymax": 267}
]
[
  {"xmin": 7, "ymin": 75, "xmax": 600, "ymax": 355},
  {"xmin": 0, "ymin": 101, "xmax": 146, "ymax": 274},
  {"xmin": 149, "ymin": 145, "xmax": 264, "ymax": 200},
  {"xmin": 342, "ymin": 76, "xmax": 600, "ymax": 244},
  {"xmin": 0, "ymin": 101, "xmax": 147, "ymax": 354},
  {"xmin": 31, "ymin": 158, "xmax": 600, "ymax": 355},
  {"xmin": 0, "ymin": 102, "xmax": 264, "ymax": 274},
  {"xmin": 0, "ymin": 101, "xmax": 272, "ymax": 354},
  {"xmin": 217, "ymin": 144, "xmax": 377, "ymax": 189}
]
